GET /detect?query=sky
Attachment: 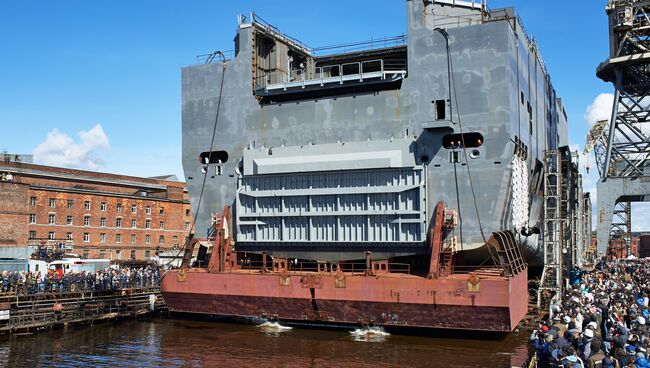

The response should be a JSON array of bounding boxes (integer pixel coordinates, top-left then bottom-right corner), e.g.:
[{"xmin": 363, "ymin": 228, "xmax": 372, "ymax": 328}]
[{"xmin": 0, "ymin": 1, "xmax": 644, "ymax": 229}]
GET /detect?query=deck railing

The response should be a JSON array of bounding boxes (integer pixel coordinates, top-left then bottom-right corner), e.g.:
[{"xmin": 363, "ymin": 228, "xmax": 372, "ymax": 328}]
[
  {"xmin": 235, "ymin": 260, "xmax": 411, "ymax": 276},
  {"xmin": 255, "ymin": 58, "xmax": 407, "ymax": 92}
]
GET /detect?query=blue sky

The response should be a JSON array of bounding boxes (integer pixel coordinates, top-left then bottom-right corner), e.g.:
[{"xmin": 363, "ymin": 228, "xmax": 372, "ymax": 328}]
[{"xmin": 3, "ymin": 2, "xmax": 637, "ymax": 226}]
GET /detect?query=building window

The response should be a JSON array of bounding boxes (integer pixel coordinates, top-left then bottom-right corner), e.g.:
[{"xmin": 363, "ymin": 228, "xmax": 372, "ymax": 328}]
[
  {"xmin": 29, "ymin": 214, "xmax": 36, "ymax": 224},
  {"xmin": 115, "ymin": 250, "xmax": 122, "ymax": 260},
  {"xmin": 116, "ymin": 203, "xmax": 122, "ymax": 213},
  {"xmin": 185, "ymin": 221, "xmax": 190, "ymax": 230},
  {"xmin": 116, "ymin": 233, "xmax": 122, "ymax": 243},
  {"xmin": 116, "ymin": 218, "xmax": 122, "ymax": 228},
  {"xmin": 145, "ymin": 235, "xmax": 151, "ymax": 244},
  {"xmin": 48, "ymin": 232, "xmax": 55, "ymax": 240},
  {"xmin": 131, "ymin": 250, "xmax": 136, "ymax": 260},
  {"xmin": 84, "ymin": 216, "xmax": 90, "ymax": 226},
  {"xmin": 100, "ymin": 233, "xmax": 106, "ymax": 243},
  {"xmin": 158, "ymin": 235, "xmax": 165, "ymax": 244},
  {"xmin": 66, "ymin": 232, "xmax": 73, "ymax": 241},
  {"xmin": 146, "ymin": 206, "xmax": 151, "ymax": 215},
  {"xmin": 49, "ymin": 198, "xmax": 56, "ymax": 208},
  {"xmin": 30, "ymin": 197, "xmax": 36, "ymax": 206},
  {"xmin": 131, "ymin": 219, "xmax": 137, "ymax": 228},
  {"xmin": 159, "ymin": 207, "xmax": 165, "ymax": 215},
  {"xmin": 159, "ymin": 221, "xmax": 164, "ymax": 229},
  {"xmin": 173, "ymin": 235, "xmax": 178, "ymax": 244},
  {"xmin": 84, "ymin": 201, "xmax": 91, "ymax": 210},
  {"xmin": 67, "ymin": 199, "xmax": 74, "ymax": 209},
  {"xmin": 100, "ymin": 202, "xmax": 107, "ymax": 211},
  {"xmin": 66, "ymin": 215, "xmax": 73, "ymax": 225},
  {"xmin": 83, "ymin": 250, "xmax": 89, "ymax": 259},
  {"xmin": 100, "ymin": 217, "xmax": 106, "ymax": 227},
  {"xmin": 131, "ymin": 234, "xmax": 136, "ymax": 244},
  {"xmin": 185, "ymin": 209, "xmax": 190, "ymax": 217},
  {"xmin": 99, "ymin": 250, "xmax": 105, "ymax": 259},
  {"xmin": 145, "ymin": 219, "xmax": 151, "ymax": 229},
  {"xmin": 83, "ymin": 233, "xmax": 90, "ymax": 242},
  {"xmin": 29, "ymin": 231, "xmax": 36, "ymax": 240},
  {"xmin": 145, "ymin": 250, "xmax": 150, "ymax": 259},
  {"xmin": 131, "ymin": 205, "xmax": 137, "ymax": 214},
  {"xmin": 48, "ymin": 214, "xmax": 56, "ymax": 225}
]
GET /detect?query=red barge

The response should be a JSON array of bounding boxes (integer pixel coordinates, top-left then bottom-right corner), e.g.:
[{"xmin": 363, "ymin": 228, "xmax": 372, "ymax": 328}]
[{"xmin": 162, "ymin": 204, "xmax": 528, "ymax": 332}]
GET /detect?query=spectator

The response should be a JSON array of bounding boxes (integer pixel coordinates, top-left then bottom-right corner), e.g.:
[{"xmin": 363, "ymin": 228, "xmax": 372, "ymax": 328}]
[
  {"xmin": 530, "ymin": 258, "xmax": 650, "ymax": 367},
  {"xmin": 0, "ymin": 265, "xmax": 161, "ymax": 295}
]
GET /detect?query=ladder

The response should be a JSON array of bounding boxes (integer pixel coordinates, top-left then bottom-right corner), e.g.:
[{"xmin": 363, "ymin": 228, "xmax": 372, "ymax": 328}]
[{"xmin": 538, "ymin": 150, "xmax": 563, "ymax": 312}]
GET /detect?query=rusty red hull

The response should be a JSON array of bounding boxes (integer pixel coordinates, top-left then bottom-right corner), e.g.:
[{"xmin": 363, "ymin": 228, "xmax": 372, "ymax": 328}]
[{"xmin": 161, "ymin": 268, "xmax": 528, "ymax": 332}]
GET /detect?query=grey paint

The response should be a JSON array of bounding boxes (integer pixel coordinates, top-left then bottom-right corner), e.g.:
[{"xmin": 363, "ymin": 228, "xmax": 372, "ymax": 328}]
[
  {"xmin": 181, "ymin": 1, "xmax": 566, "ymax": 261},
  {"xmin": 596, "ymin": 178, "xmax": 650, "ymax": 254}
]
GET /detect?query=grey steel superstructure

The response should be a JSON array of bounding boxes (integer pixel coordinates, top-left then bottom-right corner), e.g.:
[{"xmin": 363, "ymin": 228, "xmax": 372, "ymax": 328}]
[{"xmin": 181, "ymin": 0, "xmax": 568, "ymax": 262}]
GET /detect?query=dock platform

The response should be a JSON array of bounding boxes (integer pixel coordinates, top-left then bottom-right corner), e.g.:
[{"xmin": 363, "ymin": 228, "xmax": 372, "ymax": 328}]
[{"xmin": 0, "ymin": 287, "xmax": 166, "ymax": 335}]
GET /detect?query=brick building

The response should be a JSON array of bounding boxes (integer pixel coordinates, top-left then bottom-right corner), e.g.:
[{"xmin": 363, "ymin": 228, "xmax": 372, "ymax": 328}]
[
  {"xmin": 0, "ymin": 161, "xmax": 192, "ymax": 261},
  {"xmin": 593, "ymin": 234, "xmax": 640, "ymax": 260}
]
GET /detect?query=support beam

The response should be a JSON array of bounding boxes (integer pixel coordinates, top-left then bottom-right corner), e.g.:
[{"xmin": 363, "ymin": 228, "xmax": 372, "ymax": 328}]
[{"xmin": 596, "ymin": 178, "xmax": 650, "ymax": 254}]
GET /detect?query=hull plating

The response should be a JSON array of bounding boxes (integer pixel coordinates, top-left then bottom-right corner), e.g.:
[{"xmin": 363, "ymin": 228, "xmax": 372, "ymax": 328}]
[{"xmin": 160, "ymin": 269, "xmax": 528, "ymax": 332}]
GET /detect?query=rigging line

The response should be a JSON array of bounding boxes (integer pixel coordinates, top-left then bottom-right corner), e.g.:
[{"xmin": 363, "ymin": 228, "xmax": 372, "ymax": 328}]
[
  {"xmin": 452, "ymin": 148, "xmax": 464, "ymax": 249},
  {"xmin": 445, "ymin": 32, "xmax": 488, "ymax": 245},
  {"xmin": 440, "ymin": 28, "xmax": 463, "ymax": 250},
  {"xmin": 173, "ymin": 52, "xmax": 227, "ymax": 268}
]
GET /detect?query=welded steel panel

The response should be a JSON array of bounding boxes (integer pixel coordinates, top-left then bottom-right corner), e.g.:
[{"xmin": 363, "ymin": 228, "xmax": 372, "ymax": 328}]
[{"xmin": 236, "ymin": 167, "xmax": 426, "ymax": 246}]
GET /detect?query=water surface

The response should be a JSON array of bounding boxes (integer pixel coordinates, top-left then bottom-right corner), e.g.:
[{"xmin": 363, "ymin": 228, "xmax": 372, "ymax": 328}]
[{"xmin": 0, "ymin": 318, "xmax": 530, "ymax": 367}]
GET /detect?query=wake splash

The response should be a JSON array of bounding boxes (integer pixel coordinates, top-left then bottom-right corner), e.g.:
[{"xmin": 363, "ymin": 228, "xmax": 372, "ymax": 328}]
[
  {"xmin": 257, "ymin": 321, "xmax": 293, "ymax": 333},
  {"xmin": 349, "ymin": 326, "xmax": 390, "ymax": 342}
]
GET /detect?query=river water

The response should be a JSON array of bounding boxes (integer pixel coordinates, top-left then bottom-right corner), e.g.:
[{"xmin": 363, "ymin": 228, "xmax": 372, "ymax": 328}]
[{"xmin": 0, "ymin": 318, "xmax": 530, "ymax": 367}]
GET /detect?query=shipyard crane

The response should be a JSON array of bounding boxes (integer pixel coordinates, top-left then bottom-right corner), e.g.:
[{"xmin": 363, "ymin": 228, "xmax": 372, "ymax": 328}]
[
  {"xmin": 595, "ymin": 0, "xmax": 650, "ymax": 258},
  {"xmin": 584, "ymin": 120, "xmax": 609, "ymax": 176},
  {"xmin": 585, "ymin": 120, "xmax": 632, "ymax": 259}
]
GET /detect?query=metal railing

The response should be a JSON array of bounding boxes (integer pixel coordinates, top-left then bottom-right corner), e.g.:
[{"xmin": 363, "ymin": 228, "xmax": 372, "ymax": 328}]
[
  {"xmin": 450, "ymin": 264, "xmax": 504, "ymax": 275},
  {"xmin": 255, "ymin": 58, "xmax": 407, "ymax": 91},
  {"xmin": 0, "ymin": 288, "xmax": 165, "ymax": 334},
  {"xmin": 312, "ymin": 35, "xmax": 406, "ymax": 56},
  {"xmin": 250, "ymin": 12, "xmax": 312, "ymax": 55},
  {"xmin": 196, "ymin": 50, "xmax": 235, "ymax": 64},
  {"xmin": 235, "ymin": 260, "xmax": 411, "ymax": 275}
]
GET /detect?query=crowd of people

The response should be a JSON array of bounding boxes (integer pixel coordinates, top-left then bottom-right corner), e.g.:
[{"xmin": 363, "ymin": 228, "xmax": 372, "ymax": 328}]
[
  {"xmin": 0, "ymin": 265, "xmax": 161, "ymax": 294},
  {"xmin": 530, "ymin": 258, "xmax": 650, "ymax": 367}
]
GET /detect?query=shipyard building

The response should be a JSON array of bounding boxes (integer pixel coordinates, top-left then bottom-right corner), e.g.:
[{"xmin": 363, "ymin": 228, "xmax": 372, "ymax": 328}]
[{"xmin": 0, "ymin": 160, "xmax": 192, "ymax": 260}]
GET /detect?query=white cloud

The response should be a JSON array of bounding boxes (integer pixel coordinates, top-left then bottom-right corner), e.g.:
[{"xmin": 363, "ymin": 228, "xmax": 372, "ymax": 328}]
[
  {"xmin": 632, "ymin": 204, "xmax": 650, "ymax": 232},
  {"xmin": 33, "ymin": 124, "xmax": 110, "ymax": 171},
  {"xmin": 584, "ymin": 93, "xmax": 614, "ymax": 127}
]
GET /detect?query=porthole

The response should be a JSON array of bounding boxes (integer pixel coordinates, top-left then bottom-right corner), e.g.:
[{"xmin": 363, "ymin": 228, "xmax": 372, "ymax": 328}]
[{"xmin": 469, "ymin": 149, "xmax": 480, "ymax": 159}]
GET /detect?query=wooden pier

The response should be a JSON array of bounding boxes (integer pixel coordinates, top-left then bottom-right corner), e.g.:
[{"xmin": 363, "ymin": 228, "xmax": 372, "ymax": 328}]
[{"xmin": 0, "ymin": 287, "xmax": 166, "ymax": 335}]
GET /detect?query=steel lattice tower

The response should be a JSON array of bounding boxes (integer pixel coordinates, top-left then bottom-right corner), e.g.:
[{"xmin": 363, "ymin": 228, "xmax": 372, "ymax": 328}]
[
  {"xmin": 596, "ymin": 0, "xmax": 650, "ymax": 256},
  {"xmin": 585, "ymin": 120, "xmax": 633, "ymax": 255}
]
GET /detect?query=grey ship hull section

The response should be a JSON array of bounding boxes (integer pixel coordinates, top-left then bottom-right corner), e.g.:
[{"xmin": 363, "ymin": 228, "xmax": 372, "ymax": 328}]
[{"xmin": 181, "ymin": 1, "xmax": 565, "ymax": 263}]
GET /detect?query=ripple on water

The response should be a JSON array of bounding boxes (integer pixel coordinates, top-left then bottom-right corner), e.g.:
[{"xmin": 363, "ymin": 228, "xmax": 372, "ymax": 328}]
[{"xmin": 0, "ymin": 319, "xmax": 529, "ymax": 368}]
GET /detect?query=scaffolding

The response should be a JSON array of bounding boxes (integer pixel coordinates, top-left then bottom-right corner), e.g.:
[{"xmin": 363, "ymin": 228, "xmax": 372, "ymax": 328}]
[{"xmin": 538, "ymin": 150, "xmax": 563, "ymax": 311}]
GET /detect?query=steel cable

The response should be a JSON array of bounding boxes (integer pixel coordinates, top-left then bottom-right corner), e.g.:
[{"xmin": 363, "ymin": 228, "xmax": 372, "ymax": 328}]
[{"xmin": 167, "ymin": 51, "xmax": 227, "ymax": 270}]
